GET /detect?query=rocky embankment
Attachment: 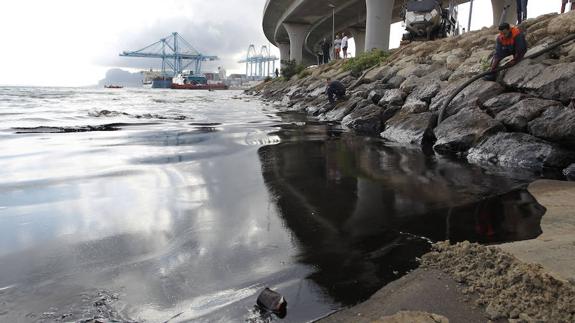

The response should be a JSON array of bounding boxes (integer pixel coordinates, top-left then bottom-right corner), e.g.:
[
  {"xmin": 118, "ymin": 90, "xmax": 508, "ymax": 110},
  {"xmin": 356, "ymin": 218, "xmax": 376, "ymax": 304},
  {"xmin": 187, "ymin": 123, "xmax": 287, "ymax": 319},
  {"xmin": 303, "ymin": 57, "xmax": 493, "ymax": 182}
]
[{"xmin": 248, "ymin": 12, "xmax": 575, "ymax": 179}]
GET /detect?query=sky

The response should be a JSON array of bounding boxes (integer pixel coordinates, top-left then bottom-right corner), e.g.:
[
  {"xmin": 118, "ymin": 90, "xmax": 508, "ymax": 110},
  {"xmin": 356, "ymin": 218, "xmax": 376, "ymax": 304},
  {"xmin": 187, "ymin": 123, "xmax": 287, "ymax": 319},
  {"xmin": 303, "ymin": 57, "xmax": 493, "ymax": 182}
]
[{"xmin": 0, "ymin": 0, "xmax": 563, "ymax": 87}]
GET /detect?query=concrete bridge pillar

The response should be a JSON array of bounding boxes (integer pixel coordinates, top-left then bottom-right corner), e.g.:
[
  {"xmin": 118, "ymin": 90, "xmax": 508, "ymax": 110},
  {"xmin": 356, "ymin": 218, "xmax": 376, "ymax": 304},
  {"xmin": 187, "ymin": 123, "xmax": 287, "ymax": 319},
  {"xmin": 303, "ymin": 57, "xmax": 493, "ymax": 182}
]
[
  {"xmin": 491, "ymin": 0, "xmax": 518, "ymax": 26},
  {"xmin": 277, "ymin": 42, "xmax": 290, "ymax": 66},
  {"xmin": 283, "ymin": 23, "xmax": 309, "ymax": 64},
  {"xmin": 365, "ymin": 0, "xmax": 394, "ymax": 51},
  {"xmin": 350, "ymin": 28, "xmax": 366, "ymax": 56}
]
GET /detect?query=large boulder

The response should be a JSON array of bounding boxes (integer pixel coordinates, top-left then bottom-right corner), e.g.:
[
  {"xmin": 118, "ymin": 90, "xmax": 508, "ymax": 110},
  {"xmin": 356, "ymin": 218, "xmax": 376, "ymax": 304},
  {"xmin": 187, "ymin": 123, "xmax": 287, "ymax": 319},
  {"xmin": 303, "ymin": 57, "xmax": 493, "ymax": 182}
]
[
  {"xmin": 386, "ymin": 75, "xmax": 406, "ymax": 88},
  {"xmin": 430, "ymin": 79, "xmax": 504, "ymax": 119},
  {"xmin": 406, "ymin": 82, "xmax": 441, "ymax": 103},
  {"xmin": 319, "ymin": 99, "xmax": 358, "ymax": 121},
  {"xmin": 342, "ymin": 104, "xmax": 400, "ymax": 134},
  {"xmin": 434, "ymin": 109, "xmax": 505, "ymax": 155},
  {"xmin": 363, "ymin": 65, "xmax": 398, "ymax": 83},
  {"xmin": 467, "ymin": 132, "xmax": 575, "ymax": 171},
  {"xmin": 503, "ymin": 60, "xmax": 575, "ymax": 103},
  {"xmin": 402, "ymin": 99, "xmax": 429, "ymax": 114},
  {"xmin": 483, "ymin": 92, "xmax": 528, "ymax": 116},
  {"xmin": 368, "ymin": 88, "xmax": 385, "ymax": 104},
  {"xmin": 378, "ymin": 89, "xmax": 406, "ymax": 107},
  {"xmin": 528, "ymin": 105, "xmax": 575, "ymax": 149},
  {"xmin": 380, "ymin": 111, "xmax": 437, "ymax": 146},
  {"xmin": 495, "ymin": 98, "xmax": 562, "ymax": 132},
  {"xmin": 396, "ymin": 64, "xmax": 440, "ymax": 78}
]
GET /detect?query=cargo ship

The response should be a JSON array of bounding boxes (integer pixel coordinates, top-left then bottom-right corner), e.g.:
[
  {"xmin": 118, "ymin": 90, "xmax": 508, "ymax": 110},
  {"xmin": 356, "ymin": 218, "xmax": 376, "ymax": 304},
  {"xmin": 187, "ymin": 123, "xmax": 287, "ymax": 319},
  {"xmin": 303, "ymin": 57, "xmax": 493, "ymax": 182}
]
[
  {"xmin": 171, "ymin": 83, "xmax": 229, "ymax": 90},
  {"xmin": 170, "ymin": 73, "xmax": 228, "ymax": 90}
]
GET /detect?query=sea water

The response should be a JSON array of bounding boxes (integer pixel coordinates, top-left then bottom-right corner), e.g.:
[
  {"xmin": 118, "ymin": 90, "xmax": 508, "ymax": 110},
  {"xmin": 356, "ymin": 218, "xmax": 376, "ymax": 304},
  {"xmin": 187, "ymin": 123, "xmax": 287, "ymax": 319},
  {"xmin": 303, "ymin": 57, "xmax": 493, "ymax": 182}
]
[{"xmin": 0, "ymin": 87, "xmax": 544, "ymax": 322}]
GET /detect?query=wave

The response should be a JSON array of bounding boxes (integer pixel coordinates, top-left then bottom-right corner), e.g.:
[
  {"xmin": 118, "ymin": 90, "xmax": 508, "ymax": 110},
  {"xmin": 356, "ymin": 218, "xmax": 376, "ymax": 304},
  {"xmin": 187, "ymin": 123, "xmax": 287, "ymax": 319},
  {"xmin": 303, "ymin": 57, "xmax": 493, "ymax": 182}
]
[
  {"xmin": 12, "ymin": 122, "xmax": 156, "ymax": 134},
  {"xmin": 89, "ymin": 109, "xmax": 193, "ymax": 120}
]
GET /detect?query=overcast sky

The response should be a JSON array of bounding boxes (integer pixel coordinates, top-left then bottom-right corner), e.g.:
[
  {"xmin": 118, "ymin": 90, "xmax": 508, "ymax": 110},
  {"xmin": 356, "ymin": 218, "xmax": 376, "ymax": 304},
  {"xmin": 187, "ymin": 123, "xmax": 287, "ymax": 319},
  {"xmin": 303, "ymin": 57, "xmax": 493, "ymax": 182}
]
[{"xmin": 0, "ymin": 0, "xmax": 562, "ymax": 87}]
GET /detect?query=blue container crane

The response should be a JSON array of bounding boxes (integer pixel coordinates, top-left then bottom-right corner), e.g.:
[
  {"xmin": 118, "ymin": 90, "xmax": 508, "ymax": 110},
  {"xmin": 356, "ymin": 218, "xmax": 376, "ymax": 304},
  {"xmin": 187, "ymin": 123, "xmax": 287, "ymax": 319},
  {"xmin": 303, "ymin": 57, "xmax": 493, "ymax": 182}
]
[{"xmin": 120, "ymin": 32, "xmax": 218, "ymax": 77}]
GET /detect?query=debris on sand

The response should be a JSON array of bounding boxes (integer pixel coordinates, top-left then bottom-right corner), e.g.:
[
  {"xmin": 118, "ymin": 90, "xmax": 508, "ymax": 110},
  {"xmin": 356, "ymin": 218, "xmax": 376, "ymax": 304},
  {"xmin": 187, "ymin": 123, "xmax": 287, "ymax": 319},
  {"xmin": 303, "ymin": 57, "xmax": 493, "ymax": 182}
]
[{"xmin": 421, "ymin": 241, "xmax": 575, "ymax": 322}]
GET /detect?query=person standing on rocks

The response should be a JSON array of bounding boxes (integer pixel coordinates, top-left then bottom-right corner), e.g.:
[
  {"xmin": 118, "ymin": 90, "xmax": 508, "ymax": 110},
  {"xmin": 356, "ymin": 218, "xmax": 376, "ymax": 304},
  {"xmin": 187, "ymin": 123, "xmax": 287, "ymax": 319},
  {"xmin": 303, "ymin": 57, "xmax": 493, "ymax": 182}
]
[
  {"xmin": 334, "ymin": 34, "xmax": 342, "ymax": 60},
  {"xmin": 516, "ymin": 0, "xmax": 528, "ymax": 24},
  {"xmin": 484, "ymin": 23, "xmax": 527, "ymax": 81},
  {"xmin": 321, "ymin": 38, "xmax": 331, "ymax": 64},
  {"xmin": 561, "ymin": 0, "xmax": 574, "ymax": 13},
  {"xmin": 341, "ymin": 33, "xmax": 349, "ymax": 59},
  {"xmin": 325, "ymin": 78, "xmax": 346, "ymax": 106}
]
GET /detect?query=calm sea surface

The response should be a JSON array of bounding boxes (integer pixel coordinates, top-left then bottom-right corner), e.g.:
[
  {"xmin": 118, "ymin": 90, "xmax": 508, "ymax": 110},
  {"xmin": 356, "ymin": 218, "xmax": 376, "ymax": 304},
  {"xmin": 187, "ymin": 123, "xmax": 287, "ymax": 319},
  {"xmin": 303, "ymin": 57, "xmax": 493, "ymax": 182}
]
[{"xmin": 0, "ymin": 87, "xmax": 545, "ymax": 322}]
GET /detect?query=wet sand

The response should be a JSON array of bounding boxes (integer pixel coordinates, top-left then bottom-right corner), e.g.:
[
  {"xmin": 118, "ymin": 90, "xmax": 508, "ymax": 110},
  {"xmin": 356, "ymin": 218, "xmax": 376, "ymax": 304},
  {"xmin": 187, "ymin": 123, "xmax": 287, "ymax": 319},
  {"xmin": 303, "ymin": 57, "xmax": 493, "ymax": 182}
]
[
  {"xmin": 500, "ymin": 180, "xmax": 575, "ymax": 283},
  {"xmin": 317, "ymin": 268, "xmax": 486, "ymax": 323},
  {"xmin": 320, "ymin": 180, "xmax": 575, "ymax": 323}
]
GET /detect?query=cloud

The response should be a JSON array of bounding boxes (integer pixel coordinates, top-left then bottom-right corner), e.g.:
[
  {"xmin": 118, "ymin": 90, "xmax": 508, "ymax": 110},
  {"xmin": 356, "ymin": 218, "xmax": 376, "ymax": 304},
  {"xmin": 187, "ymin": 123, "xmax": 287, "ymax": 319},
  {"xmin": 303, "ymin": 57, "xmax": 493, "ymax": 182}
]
[{"xmin": 92, "ymin": 0, "xmax": 275, "ymax": 73}]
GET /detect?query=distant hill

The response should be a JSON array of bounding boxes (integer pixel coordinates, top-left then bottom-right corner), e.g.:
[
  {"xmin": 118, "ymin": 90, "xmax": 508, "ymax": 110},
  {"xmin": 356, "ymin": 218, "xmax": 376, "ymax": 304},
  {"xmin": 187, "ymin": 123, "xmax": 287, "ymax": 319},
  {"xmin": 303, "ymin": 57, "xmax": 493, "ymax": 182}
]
[{"xmin": 98, "ymin": 69, "xmax": 144, "ymax": 87}]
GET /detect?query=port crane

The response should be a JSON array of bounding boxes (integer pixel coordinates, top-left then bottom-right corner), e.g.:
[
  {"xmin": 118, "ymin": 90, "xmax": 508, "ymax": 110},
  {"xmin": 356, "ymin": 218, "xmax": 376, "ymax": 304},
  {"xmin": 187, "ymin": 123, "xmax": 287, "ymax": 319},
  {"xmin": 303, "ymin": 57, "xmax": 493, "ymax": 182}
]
[
  {"xmin": 239, "ymin": 45, "xmax": 278, "ymax": 79},
  {"xmin": 120, "ymin": 32, "xmax": 218, "ymax": 76}
]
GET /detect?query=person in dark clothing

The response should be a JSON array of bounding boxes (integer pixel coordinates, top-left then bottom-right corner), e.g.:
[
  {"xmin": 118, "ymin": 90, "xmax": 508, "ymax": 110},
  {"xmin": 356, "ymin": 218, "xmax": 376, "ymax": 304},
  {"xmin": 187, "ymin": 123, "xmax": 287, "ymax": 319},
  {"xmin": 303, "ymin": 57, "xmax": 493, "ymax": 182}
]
[
  {"xmin": 516, "ymin": 0, "xmax": 528, "ymax": 24},
  {"xmin": 275, "ymin": 68, "xmax": 279, "ymax": 78},
  {"xmin": 484, "ymin": 23, "xmax": 527, "ymax": 81},
  {"xmin": 326, "ymin": 78, "xmax": 346, "ymax": 106},
  {"xmin": 321, "ymin": 38, "xmax": 331, "ymax": 64}
]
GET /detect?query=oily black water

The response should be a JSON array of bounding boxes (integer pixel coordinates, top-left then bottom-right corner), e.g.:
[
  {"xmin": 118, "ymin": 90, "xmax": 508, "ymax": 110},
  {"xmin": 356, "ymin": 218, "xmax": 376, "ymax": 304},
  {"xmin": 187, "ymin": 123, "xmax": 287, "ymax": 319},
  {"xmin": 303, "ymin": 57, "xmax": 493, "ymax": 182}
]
[{"xmin": 0, "ymin": 87, "xmax": 544, "ymax": 322}]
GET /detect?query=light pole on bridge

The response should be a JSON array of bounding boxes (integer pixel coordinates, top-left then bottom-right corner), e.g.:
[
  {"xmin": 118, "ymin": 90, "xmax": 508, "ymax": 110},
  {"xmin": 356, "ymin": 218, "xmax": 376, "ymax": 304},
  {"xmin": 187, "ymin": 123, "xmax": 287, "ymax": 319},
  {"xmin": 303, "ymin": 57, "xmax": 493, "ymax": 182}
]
[{"xmin": 328, "ymin": 3, "xmax": 336, "ymax": 60}]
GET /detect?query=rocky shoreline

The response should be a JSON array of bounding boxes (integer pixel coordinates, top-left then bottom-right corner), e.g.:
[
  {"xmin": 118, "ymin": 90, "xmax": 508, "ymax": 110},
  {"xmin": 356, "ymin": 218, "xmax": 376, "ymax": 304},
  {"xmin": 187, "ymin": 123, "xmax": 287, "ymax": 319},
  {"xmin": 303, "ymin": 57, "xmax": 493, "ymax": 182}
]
[{"xmin": 248, "ymin": 12, "xmax": 575, "ymax": 180}]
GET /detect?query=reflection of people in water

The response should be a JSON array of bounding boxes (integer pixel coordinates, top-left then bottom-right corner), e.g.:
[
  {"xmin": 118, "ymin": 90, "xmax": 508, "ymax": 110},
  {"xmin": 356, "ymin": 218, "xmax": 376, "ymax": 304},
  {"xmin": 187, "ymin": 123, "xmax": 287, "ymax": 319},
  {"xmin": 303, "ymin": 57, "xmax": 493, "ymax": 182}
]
[
  {"xmin": 474, "ymin": 200, "xmax": 502, "ymax": 242},
  {"xmin": 449, "ymin": 190, "xmax": 545, "ymax": 243}
]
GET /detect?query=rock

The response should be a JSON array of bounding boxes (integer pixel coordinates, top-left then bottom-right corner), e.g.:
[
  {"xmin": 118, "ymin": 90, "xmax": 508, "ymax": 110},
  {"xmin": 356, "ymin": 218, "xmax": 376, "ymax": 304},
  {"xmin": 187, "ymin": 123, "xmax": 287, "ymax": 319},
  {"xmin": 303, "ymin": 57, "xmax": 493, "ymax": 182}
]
[
  {"xmin": 495, "ymin": 98, "xmax": 562, "ymax": 132},
  {"xmin": 305, "ymin": 100, "xmax": 331, "ymax": 116},
  {"xmin": 374, "ymin": 311, "xmax": 449, "ymax": 323},
  {"xmin": 563, "ymin": 164, "xmax": 575, "ymax": 181},
  {"xmin": 546, "ymin": 11, "xmax": 575, "ymax": 38},
  {"xmin": 483, "ymin": 93, "xmax": 528, "ymax": 116},
  {"xmin": 399, "ymin": 75, "xmax": 421, "ymax": 94},
  {"xmin": 386, "ymin": 75, "xmax": 406, "ymax": 89},
  {"xmin": 378, "ymin": 89, "xmax": 406, "ymax": 107},
  {"xmin": 342, "ymin": 104, "xmax": 396, "ymax": 134},
  {"xmin": 319, "ymin": 99, "xmax": 358, "ymax": 121},
  {"xmin": 430, "ymin": 78, "xmax": 504, "ymax": 119},
  {"xmin": 467, "ymin": 132, "xmax": 575, "ymax": 171},
  {"xmin": 363, "ymin": 65, "xmax": 397, "ymax": 82},
  {"xmin": 502, "ymin": 59, "xmax": 545, "ymax": 88},
  {"xmin": 368, "ymin": 88, "xmax": 386, "ymax": 104},
  {"xmin": 402, "ymin": 99, "xmax": 428, "ymax": 114},
  {"xmin": 528, "ymin": 105, "xmax": 575, "ymax": 149},
  {"xmin": 351, "ymin": 90, "xmax": 368, "ymax": 100},
  {"xmin": 504, "ymin": 60, "xmax": 575, "ymax": 103},
  {"xmin": 448, "ymin": 49, "xmax": 491, "ymax": 81},
  {"xmin": 446, "ymin": 54, "xmax": 464, "ymax": 70},
  {"xmin": 381, "ymin": 111, "xmax": 437, "ymax": 146},
  {"xmin": 407, "ymin": 82, "xmax": 441, "ymax": 103},
  {"xmin": 341, "ymin": 75, "xmax": 355, "ymax": 86},
  {"xmin": 434, "ymin": 109, "xmax": 505, "ymax": 155},
  {"xmin": 397, "ymin": 64, "xmax": 439, "ymax": 78}
]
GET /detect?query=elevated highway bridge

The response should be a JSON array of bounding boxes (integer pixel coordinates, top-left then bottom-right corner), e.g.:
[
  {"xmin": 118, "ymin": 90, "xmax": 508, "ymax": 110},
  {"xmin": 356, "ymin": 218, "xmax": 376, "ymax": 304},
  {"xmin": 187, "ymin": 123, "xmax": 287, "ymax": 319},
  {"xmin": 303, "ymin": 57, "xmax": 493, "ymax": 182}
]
[{"xmin": 263, "ymin": 0, "xmax": 517, "ymax": 65}]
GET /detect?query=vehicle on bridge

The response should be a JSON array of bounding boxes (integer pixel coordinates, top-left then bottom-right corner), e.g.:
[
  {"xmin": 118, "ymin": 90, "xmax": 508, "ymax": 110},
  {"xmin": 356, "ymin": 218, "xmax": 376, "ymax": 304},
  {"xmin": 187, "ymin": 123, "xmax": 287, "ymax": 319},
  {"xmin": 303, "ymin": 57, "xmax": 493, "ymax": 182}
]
[{"xmin": 401, "ymin": 0, "xmax": 458, "ymax": 41}]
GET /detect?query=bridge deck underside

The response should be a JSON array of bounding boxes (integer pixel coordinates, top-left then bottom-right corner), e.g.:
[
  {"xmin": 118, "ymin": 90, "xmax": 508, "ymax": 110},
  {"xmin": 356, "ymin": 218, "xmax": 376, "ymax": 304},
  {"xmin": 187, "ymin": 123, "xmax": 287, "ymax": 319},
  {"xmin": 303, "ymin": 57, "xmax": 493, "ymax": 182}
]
[{"xmin": 264, "ymin": 0, "xmax": 471, "ymax": 60}]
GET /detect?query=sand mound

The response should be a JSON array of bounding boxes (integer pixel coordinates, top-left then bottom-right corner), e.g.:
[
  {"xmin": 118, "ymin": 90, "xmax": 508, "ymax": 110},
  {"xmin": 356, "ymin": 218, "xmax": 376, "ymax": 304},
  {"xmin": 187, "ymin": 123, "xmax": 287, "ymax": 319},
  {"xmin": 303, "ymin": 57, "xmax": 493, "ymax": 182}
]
[{"xmin": 421, "ymin": 241, "xmax": 575, "ymax": 322}]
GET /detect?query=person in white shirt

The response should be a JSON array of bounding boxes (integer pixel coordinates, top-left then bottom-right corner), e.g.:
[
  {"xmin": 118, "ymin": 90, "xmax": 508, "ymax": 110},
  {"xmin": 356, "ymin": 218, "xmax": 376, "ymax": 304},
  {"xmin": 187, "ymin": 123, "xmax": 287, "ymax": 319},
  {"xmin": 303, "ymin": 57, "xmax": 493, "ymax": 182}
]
[
  {"xmin": 562, "ymin": 0, "xmax": 574, "ymax": 12},
  {"xmin": 334, "ymin": 34, "xmax": 342, "ymax": 59},
  {"xmin": 341, "ymin": 33, "xmax": 349, "ymax": 59}
]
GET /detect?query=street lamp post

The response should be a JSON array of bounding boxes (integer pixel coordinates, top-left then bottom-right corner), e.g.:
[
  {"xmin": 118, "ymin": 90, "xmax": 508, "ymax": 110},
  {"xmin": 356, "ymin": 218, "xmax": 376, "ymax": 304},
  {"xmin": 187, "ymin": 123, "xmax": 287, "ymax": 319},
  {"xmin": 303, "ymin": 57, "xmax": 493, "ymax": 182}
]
[
  {"xmin": 328, "ymin": 3, "xmax": 335, "ymax": 60},
  {"xmin": 467, "ymin": 0, "xmax": 474, "ymax": 32}
]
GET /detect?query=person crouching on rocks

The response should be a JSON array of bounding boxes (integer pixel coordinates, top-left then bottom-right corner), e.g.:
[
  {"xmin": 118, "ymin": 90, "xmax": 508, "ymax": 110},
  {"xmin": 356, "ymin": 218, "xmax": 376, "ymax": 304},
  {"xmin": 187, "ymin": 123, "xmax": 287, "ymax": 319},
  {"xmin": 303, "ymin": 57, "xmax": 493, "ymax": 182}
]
[
  {"xmin": 484, "ymin": 23, "xmax": 527, "ymax": 81},
  {"xmin": 326, "ymin": 78, "xmax": 346, "ymax": 107}
]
